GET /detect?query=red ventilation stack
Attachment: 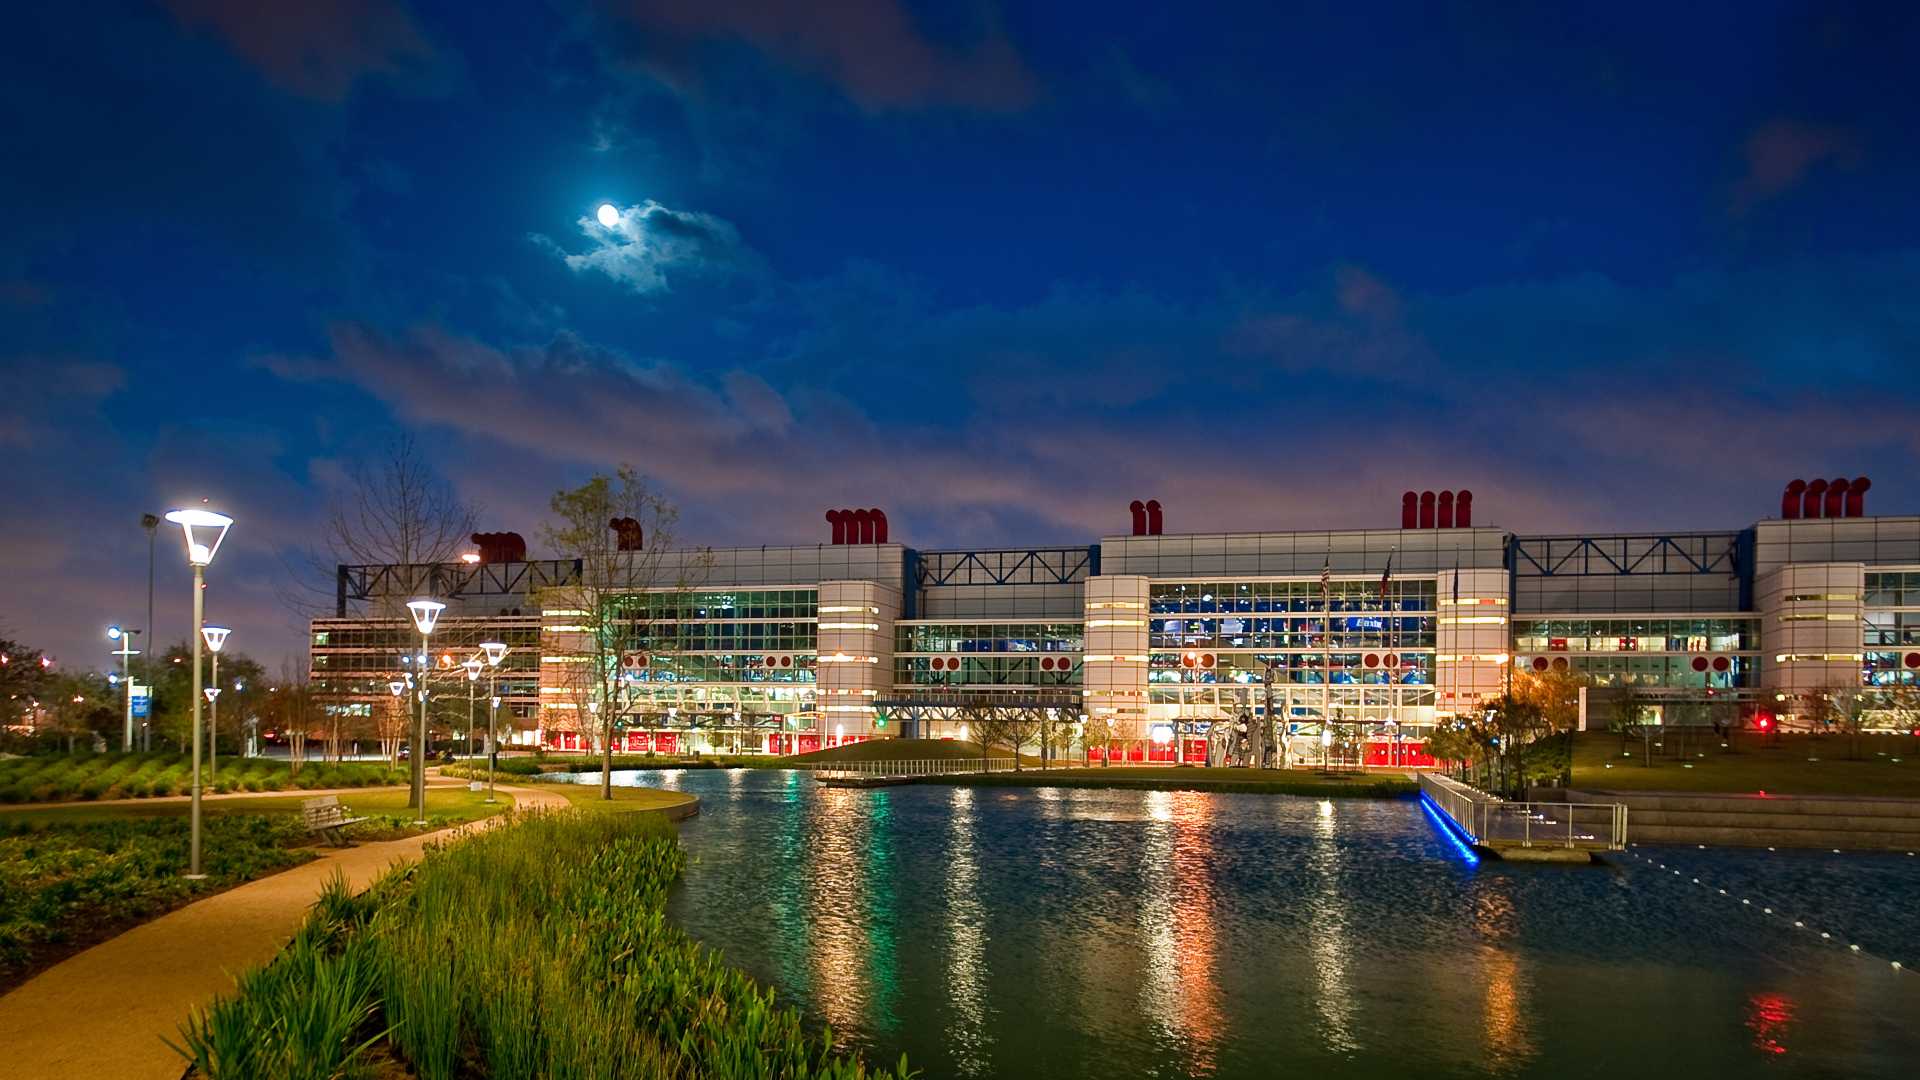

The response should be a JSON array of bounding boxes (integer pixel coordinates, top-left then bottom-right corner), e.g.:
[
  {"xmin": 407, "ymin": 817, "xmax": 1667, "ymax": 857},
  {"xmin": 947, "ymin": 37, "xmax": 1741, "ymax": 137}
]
[
  {"xmin": 470, "ymin": 532, "xmax": 527, "ymax": 563},
  {"xmin": 1824, "ymin": 478, "xmax": 1850, "ymax": 519},
  {"xmin": 1782, "ymin": 479, "xmax": 1806, "ymax": 519},
  {"xmin": 1456, "ymin": 490, "xmax": 1473, "ymax": 527},
  {"xmin": 824, "ymin": 508, "xmax": 891, "ymax": 544},
  {"xmin": 1846, "ymin": 476, "xmax": 1871, "ymax": 517},
  {"xmin": 1419, "ymin": 491, "xmax": 1437, "ymax": 529},
  {"xmin": 1437, "ymin": 490, "xmax": 1455, "ymax": 529},
  {"xmin": 1400, "ymin": 492, "xmax": 1417, "ymax": 529},
  {"xmin": 1803, "ymin": 479, "xmax": 1829, "ymax": 518},
  {"xmin": 1145, "ymin": 499, "xmax": 1164, "ymax": 535},
  {"xmin": 1130, "ymin": 500, "xmax": 1147, "ymax": 536}
]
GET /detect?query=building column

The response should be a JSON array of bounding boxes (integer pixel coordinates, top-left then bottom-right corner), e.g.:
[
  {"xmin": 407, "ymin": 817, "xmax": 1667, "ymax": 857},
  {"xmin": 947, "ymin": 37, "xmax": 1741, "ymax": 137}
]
[
  {"xmin": 1084, "ymin": 575, "xmax": 1151, "ymax": 747},
  {"xmin": 816, "ymin": 580, "xmax": 901, "ymax": 741},
  {"xmin": 1437, "ymin": 568, "xmax": 1510, "ymax": 721}
]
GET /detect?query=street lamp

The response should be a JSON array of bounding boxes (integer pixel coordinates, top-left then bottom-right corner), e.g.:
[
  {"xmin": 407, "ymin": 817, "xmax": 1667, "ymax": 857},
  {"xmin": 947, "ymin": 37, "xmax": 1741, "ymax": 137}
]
[
  {"xmin": 462, "ymin": 658, "xmax": 482, "ymax": 762},
  {"xmin": 201, "ymin": 625, "xmax": 230, "ymax": 777},
  {"xmin": 165, "ymin": 506, "xmax": 232, "ymax": 879},
  {"xmin": 107, "ymin": 626, "xmax": 141, "ymax": 751},
  {"xmin": 405, "ymin": 599, "xmax": 445, "ymax": 826},
  {"xmin": 479, "ymin": 641, "xmax": 507, "ymax": 803}
]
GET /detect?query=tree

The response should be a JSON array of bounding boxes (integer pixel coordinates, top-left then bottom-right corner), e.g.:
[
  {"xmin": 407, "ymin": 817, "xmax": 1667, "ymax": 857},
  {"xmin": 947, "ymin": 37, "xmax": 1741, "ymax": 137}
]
[
  {"xmin": 539, "ymin": 467, "xmax": 710, "ymax": 800},
  {"xmin": 1082, "ymin": 711, "xmax": 1117, "ymax": 766},
  {"xmin": 1607, "ymin": 686, "xmax": 1655, "ymax": 766},
  {"xmin": 0, "ymin": 636, "xmax": 55, "ymax": 745},
  {"xmin": 1422, "ymin": 719, "xmax": 1476, "ymax": 781},
  {"xmin": 1512, "ymin": 668, "xmax": 1584, "ymax": 735},
  {"xmin": 261, "ymin": 673, "xmax": 324, "ymax": 775}
]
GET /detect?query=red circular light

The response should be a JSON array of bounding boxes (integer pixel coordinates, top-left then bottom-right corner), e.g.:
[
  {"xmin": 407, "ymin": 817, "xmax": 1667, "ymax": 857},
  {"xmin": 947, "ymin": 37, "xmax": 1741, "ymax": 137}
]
[
  {"xmin": 1532, "ymin": 657, "xmax": 1549, "ymax": 672},
  {"xmin": 1182, "ymin": 653, "xmax": 1196, "ymax": 668},
  {"xmin": 1691, "ymin": 656, "xmax": 1709, "ymax": 672},
  {"xmin": 1551, "ymin": 657, "xmax": 1569, "ymax": 671},
  {"xmin": 780, "ymin": 655, "xmax": 792, "ymax": 668},
  {"xmin": 1364, "ymin": 653, "xmax": 1380, "ymax": 668},
  {"xmin": 1712, "ymin": 656, "xmax": 1731, "ymax": 672},
  {"xmin": 1904, "ymin": 652, "xmax": 1920, "ymax": 669},
  {"xmin": 1200, "ymin": 653, "xmax": 1215, "ymax": 669}
]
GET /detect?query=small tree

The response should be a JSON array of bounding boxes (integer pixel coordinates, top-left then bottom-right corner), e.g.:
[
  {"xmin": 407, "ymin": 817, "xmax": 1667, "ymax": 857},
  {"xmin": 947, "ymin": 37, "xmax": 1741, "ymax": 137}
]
[
  {"xmin": 1607, "ymin": 686, "xmax": 1654, "ymax": 766},
  {"xmin": 540, "ymin": 467, "xmax": 710, "ymax": 801},
  {"xmin": 1082, "ymin": 711, "xmax": 1117, "ymax": 766}
]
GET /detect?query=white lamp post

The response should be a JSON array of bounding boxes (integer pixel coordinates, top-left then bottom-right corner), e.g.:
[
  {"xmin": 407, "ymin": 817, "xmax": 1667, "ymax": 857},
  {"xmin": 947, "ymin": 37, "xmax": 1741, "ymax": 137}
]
[
  {"xmin": 165, "ymin": 506, "xmax": 232, "ymax": 878},
  {"xmin": 479, "ymin": 641, "xmax": 506, "ymax": 802},
  {"xmin": 405, "ymin": 599, "xmax": 445, "ymax": 825},
  {"xmin": 107, "ymin": 626, "xmax": 141, "ymax": 751},
  {"xmin": 462, "ymin": 658, "xmax": 482, "ymax": 762},
  {"xmin": 201, "ymin": 625, "xmax": 230, "ymax": 777}
]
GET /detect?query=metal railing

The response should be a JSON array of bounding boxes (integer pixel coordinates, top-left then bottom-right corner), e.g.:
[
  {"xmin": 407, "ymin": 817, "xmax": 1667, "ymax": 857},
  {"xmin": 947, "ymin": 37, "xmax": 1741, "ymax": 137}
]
[
  {"xmin": 796, "ymin": 757, "xmax": 1019, "ymax": 778},
  {"xmin": 1420, "ymin": 772, "xmax": 1627, "ymax": 851}
]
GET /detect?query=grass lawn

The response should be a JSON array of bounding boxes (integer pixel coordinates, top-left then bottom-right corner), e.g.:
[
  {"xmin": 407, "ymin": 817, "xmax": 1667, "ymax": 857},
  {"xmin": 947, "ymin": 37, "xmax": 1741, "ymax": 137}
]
[
  {"xmin": 0, "ymin": 786, "xmax": 513, "ymax": 828},
  {"xmin": 1568, "ymin": 730, "xmax": 1920, "ymax": 797},
  {"xmin": 0, "ymin": 751, "xmax": 402, "ymax": 804},
  {"xmin": 531, "ymin": 780, "xmax": 698, "ymax": 814},
  {"xmin": 929, "ymin": 765, "xmax": 1414, "ymax": 798}
]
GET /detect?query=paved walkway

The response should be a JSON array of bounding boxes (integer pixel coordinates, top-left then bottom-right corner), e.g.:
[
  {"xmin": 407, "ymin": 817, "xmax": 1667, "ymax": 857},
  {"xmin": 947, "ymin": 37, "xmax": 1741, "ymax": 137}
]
[{"xmin": 0, "ymin": 779, "xmax": 572, "ymax": 1080}]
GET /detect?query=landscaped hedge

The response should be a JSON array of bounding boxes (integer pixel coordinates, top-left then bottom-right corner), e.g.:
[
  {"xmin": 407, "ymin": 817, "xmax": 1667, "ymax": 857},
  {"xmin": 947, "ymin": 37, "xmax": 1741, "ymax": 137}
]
[
  {"xmin": 0, "ymin": 753, "xmax": 400, "ymax": 804},
  {"xmin": 0, "ymin": 815, "xmax": 312, "ymax": 986},
  {"xmin": 175, "ymin": 812, "xmax": 910, "ymax": 1079}
]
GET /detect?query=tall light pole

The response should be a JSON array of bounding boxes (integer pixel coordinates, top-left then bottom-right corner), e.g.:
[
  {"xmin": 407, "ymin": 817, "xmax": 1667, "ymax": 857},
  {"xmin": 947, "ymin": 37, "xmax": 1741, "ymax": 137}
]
[
  {"xmin": 202, "ymin": 625, "xmax": 230, "ymax": 777},
  {"xmin": 405, "ymin": 599, "xmax": 444, "ymax": 826},
  {"xmin": 165, "ymin": 506, "xmax": 232, "ymax": 879},
  {"xmin": 107, "ymin": 626, "xmax": 141, "ymax": 751},
  {"xmin": 479, "ymin": 641, "xmax": 506, "ymax": 803},
  {"xmin": 141, "ymin": 513, "xmax": 158, "ymax": 752},
  {"xmin": 462, "ymin": 658, "xmax": 482, "ymax": 761}
]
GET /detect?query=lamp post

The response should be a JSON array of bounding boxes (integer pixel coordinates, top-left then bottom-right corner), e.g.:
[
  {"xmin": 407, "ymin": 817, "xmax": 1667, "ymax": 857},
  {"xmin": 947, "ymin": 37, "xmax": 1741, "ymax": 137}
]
[
  {"xmin": 107, "ymin": 626, "xmax": 141, "ymax": 751},
  {"xmin": 165, "ymin": 506, "xmax": 232, "ymax": 879},
  {"xmin": 479, "ymin": 641, "xmax": 507, "ymax": 803},
  {"xmin": 405, "ymin": 599, "xmax": 445, "ymax": 826},
  {"xmin": 462, "ymin": 658, "xmax": 482, "ymax": 761},
  {"xmin": 141, "ymin": 513, "xmax": 158, "ymax": 751},
  {"xmin": 201, "ymin": 625, "xmax": 230, "ymax": 777}
]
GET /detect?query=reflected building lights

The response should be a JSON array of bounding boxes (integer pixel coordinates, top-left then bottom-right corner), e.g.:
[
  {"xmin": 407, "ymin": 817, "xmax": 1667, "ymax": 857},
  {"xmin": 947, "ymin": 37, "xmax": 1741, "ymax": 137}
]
[
  {"xmin": 806, "ymin": 787, "xmax": 869, "ymax": 1037},
  {"xmin": 1307, "ymin": 796, "xmax": 1358, "ymax": 1054},
  {"xmin": 945, "ymin": 787, "xmax": 993, "ymax": 1076}
]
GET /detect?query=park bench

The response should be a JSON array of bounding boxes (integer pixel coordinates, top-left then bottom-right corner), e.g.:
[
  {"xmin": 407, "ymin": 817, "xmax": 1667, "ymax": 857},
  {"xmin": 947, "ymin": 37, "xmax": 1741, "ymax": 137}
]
[{"xmin": 301, "ymin": 795, "xmax": 369, "ymax": 846}]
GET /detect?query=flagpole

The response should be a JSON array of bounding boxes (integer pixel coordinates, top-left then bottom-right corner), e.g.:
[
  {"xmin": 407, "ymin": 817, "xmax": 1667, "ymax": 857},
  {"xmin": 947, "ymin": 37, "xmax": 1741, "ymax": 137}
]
[{"xmin": 1321, "ymin": 556, "xmax": 1331, "ymax": 771}]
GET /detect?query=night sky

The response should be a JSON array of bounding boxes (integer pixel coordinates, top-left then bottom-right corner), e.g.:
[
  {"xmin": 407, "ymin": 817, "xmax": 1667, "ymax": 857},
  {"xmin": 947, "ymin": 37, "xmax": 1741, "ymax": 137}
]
[{"xmin": 4, "ymin": 1, "xmax": 1919, "ymax": 671}]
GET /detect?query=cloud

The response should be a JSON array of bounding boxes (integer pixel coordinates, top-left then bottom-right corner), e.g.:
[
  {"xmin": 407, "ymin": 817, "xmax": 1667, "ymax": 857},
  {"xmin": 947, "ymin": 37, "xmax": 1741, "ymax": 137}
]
[
  {"xmin": 1732, "ymin": 119, "xmax": 1862, "ymax": 213},
  {"xmin": 162, "ymin": 0, "xmax": 435, "ymax": 101},
  {"xmin": 536, "ymin": 200, "xmax": 761, "ymax": 294},
  {"xmin": 0, "ymin": 358, "xmax": 123, "ymax": 447},
  {"xmin": 595, "ymin": 0, "xmax": 1035, "ymax": 111}
]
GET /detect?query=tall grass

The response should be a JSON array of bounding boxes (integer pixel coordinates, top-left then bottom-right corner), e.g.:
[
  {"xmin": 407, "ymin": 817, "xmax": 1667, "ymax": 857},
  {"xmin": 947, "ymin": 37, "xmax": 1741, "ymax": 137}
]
[
  {"xmin": 178, "ymin": 812, "xmax": 910, "ymax": 1079},
  {"xmin": 0, "ymin": 752, "xmax": 399, "ymax": 804}
]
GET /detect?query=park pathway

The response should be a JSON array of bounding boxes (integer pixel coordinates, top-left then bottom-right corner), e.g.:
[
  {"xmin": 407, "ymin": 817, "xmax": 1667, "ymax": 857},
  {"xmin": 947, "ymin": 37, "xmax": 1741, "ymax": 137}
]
[{"xmin": 0, "ymin": 778, "xmax": 571, "ymax": 1080}]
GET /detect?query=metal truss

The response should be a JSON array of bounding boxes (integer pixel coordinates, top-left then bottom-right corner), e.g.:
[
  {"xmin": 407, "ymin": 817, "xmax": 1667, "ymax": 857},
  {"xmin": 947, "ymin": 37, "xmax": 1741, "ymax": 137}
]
[
  {"xmin": 335, "ymin": 559, "xmax": 582, "ymax": 615},
  {"xmin": 873, "ymin": 689, "xmax": 1082, "ymax": 723},
  {"xmin": 910, "ymin": 546, "xmax": 1099, "ymax": 589},
  {"xmin": 1506, "ymin": 533, "xmax": 1741, "ymax": 578}
]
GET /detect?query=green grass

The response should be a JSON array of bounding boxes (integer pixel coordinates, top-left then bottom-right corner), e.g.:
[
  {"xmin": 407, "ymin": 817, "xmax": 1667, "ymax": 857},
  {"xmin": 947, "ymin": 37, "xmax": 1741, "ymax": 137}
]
[
  {"xmin": 534, "ymin": 781, "xmax": 699, "ymax": 814},
  {"xmin": 0, "ymin": 752, "xmax": 403, "ymax": 804},
  {"xmin": 0, "ymin": 785, "xmax": 512, "ymax": 828},
  {"xmin": 1568, "ymin": 730, "xmax": 1920, "ymax": 796},
  {"xmin": 175, "ymin": 812, "xmax": 906, "ymax": 1079},
  {"xmin": 929, "ymin": 765, "xmax": 1416, "ymax": 798},
  {"xmin": 0, "ymin": 815, "xmax": 314, "ymax": 990}
]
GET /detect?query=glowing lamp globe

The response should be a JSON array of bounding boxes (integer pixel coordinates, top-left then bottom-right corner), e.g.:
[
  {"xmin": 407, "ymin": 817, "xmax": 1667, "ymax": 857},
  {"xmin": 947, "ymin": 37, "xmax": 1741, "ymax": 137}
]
[
  {"xmin": 463, "ymin": 658, "xmax": 483, "ymax": 681},
  {"xmin": 406, "ymin": 599, "xmax": 446, "ymax": 636},
  {"xmin": 203, "ymin": 687, "xmax": 221, "ymax": 704},
  {"xmin": 164, "ymin": 507, "xmax": 233, "ymax": 566},
  {"xmin": 106, "ymin": 625, "xmax": 122, "ymax": 641},
  {"xmin": 201, "ymin": 625, "xmax": 231, "ymax": 653},
  {"xmin": 389, "ymin": 680, "xmax": 406, "ymax": 697},
  {"xmin": 480, "ymin": 642, "xmax": 508, "ymax": 666}
]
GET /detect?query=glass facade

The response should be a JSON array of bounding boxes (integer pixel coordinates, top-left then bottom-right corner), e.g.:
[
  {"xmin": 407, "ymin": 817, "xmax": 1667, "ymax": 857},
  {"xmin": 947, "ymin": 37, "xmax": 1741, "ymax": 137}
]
[
  {"xmin": 614, "ymin": 587, "xmax": 818, "ymax": 725},
  {"xmin": 1864, "ymin": 572, "xmax": 1920, "ymax": 607},
  {"xmin": 310, "ymin": 616, "xmax": 542, "ymax": 722},
  {"xmin": 894, "ymin": 622, "xmax": 1083, "ymax": 687},
  {"xmin": 1862, "ymin": 573, "xmax": 1920, "ymax": 685},
  {"xmin": 1511, "ymin": 616, "xmax": 1758, "ymax": 689}
]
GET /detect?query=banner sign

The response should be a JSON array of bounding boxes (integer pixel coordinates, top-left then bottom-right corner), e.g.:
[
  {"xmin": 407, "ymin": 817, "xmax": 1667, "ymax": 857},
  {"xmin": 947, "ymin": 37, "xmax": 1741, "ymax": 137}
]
[{"xmin": 130, "ymin": 684, "xmax": 151, "ymax": 718}]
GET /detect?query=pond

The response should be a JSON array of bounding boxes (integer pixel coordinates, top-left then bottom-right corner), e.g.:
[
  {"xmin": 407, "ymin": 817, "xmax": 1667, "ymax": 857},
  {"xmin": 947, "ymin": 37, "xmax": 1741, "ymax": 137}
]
[{"xmin": 564, "ymin": 769, "xmax": 1920, "ymax": 1079}]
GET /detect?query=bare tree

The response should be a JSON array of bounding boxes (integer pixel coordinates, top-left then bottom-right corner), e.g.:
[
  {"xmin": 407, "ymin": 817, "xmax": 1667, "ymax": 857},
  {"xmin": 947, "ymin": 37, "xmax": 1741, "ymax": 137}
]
[{"xmin": 540, "ymin": 467, "xmax": 711, "ymax": 800}]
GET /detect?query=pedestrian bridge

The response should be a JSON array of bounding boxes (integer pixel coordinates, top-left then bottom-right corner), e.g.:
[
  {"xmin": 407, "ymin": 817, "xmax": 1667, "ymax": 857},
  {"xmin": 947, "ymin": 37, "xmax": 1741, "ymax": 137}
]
[{"xmin": 1419, "ymin": 772, "xmax": 1627, "ymax": 861}]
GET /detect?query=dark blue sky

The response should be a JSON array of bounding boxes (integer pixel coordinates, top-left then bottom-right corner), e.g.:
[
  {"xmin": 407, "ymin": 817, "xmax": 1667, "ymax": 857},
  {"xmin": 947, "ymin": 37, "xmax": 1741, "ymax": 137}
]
[{"xmin": 4, "ymin": 1, "xmax": 1919, "ymax": 669}]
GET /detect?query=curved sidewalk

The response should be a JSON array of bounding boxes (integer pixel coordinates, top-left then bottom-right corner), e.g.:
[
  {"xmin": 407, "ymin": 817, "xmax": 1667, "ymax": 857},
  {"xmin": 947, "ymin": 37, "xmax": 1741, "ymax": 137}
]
[{"xmin": 0, "ymin": 780, "xmax": 575, "ymax": 1080}]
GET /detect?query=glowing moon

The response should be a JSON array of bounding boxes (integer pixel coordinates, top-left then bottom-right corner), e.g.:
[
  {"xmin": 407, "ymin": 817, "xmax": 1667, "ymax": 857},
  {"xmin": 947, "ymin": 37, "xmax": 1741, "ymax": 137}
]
[{"xmin": 596, "ymin": 203, "xmax": 620, "ymax": 228}]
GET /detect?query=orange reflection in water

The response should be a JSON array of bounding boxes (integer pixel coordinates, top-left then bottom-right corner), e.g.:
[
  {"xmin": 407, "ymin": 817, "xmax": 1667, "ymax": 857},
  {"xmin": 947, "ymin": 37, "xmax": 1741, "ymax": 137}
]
[
  {"xmin": 1746, "ymin": 992, "xmax": 1795, "ymax": 1057},
  {"xmin": 806, "ymin": 787, "xmax": 868, "ymax": 1036},
  {"xmin": 1478, "ymin": 947, "xmax": 1534, "ymax": 1069},
  {"xmin": 1168, "ymin": 791, "xmax": 1224, "ymax": 1071}
]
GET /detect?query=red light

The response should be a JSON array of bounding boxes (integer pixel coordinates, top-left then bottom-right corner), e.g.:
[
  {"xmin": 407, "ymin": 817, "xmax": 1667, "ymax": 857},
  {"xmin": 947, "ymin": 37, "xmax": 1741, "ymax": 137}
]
[{"xmin": 1755, "ymin": 713, "xmax": 1772, "ymax": 731}]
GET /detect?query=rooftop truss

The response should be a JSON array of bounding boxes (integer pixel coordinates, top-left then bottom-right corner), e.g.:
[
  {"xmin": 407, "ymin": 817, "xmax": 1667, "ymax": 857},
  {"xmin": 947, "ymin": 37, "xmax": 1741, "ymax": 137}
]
[
  {"xmin": 335, "ymin": 559, "xmax": 582, "ymax": 616},
  {"xmin": 1506, "ymin": 534, "xmax": 1742, "ymax": 577},
  {"xmin": 911, "ymin": 546, "xmax": 1098, "ymax": 589}
]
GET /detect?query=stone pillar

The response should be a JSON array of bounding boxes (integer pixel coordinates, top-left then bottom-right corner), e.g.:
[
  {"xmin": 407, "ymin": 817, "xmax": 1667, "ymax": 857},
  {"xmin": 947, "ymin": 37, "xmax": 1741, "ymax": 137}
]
[
  {"xmin": 815, "ymin": 580, "xmax": 901, "ymax": 740},
  {"xmin": 1084, "ymin": 574, "xmax": 1151, "ymax": 746}
]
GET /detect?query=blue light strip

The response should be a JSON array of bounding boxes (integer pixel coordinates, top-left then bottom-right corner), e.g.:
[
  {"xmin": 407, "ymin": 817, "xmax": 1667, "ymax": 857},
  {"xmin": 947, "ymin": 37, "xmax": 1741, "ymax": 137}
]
[{"xmin": 1420, "ymin": 792, "xmax": 1482, "ymax": 866}]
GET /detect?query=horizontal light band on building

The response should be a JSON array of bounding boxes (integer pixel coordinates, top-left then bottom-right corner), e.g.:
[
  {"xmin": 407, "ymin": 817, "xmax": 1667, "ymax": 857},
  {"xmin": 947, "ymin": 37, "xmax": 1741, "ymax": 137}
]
[
  {"xmin": 823, "ymin": 688, "xmax": 877, "ymax": 696},
  {"xmin": 541, "ymin": 625, "xmax": 589, "ymax": 633},
  {"xmin": 1086, "ymin": 619, "xmax": 1147, "ymax": 628},
  {"xmin": 1440, "ymin": 616, "xmax": 1509, "ymax": 625},
  {"xmin": 544, "ymin": 702, "xmax": 578, "ymax": 710},
  {"xmin": 1087, "ymin": 601, "xmax": 1146, "ymax": 611},
  {"xmin": 1439, "ymin": 597, "xmax": 1507, "ymax": 606},
  {"xmin": 818, "ymin": 622, "xmax": 881, "ymax": 631},
  {"xmin": 1774, "ymin": 653, "xmax": 1863, "ymax": 662},
  {"xmin": 1783, "ymin": 594, "xmax": 1856, "ymax": 603},
  {"xmin": 543, "ymin": 609, "xmax": 590, "ymax": 617},
  {"xmin": 816, "ymin": 654, "xmax": 879, "ymax": 663},
  {"xmin": 1083, "ymin": 654, "xmax": 1149, "ymax": 663},
  {"xmin": 822, "ymin": 704, "xmax": 875, "ymax": 714},
  {"xmin": 541, "ymin": 656, "xmax": 590, "ymax": 663},
  {"xmin": 1435, "ymin": 654, "xmax": 1511, "ymax": 663},
  {"xmin": 819, "ymin": 605, "xmax": 880, "ymax": 615},
  {"xmin": 1778, "ymin": 614, "xmax": 1857, "ymax": 622}
]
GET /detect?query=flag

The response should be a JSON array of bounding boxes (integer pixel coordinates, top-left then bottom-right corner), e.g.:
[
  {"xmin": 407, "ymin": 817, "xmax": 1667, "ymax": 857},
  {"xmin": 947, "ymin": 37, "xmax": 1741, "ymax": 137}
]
[
  {"xmin": 1319, "ymin": 556, "xmax": 1331, "ymax": 600},
  {"xmin": 1379, "ymin": 549, "xmax": 1394, "ymax": 603}
]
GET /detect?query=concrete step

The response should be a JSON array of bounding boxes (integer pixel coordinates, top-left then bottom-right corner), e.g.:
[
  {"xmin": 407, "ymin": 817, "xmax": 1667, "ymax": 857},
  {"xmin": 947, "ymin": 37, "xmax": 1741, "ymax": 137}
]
[
  {"xmin": 1630, "ymin": 809, "xmax": 1920, "ymax": 832},
  {"xmin": 1630, "ymin": 825, "xmax": 1920, "ymax": 851}
]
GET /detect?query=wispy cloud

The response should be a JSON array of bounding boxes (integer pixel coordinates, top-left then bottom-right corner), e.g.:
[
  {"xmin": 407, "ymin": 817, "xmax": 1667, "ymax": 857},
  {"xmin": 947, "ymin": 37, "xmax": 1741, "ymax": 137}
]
[
  {"xmin": 1732, "ymin": 119, "xmax": 1862, "ymax": 214},
  {"xmin": 535, "ymin": 200, "xmax": 761, "ymax": 294},
  {"xmin": 162, "ymin": 0, "xmax": 436, "ymax": 102}
]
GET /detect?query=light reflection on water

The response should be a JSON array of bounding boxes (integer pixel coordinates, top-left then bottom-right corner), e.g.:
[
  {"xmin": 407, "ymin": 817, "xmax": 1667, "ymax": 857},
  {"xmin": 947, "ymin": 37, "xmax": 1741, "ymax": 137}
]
[{"xmin": 582, "ymin": 768, "xmax": 1920, "ymax": 1079}]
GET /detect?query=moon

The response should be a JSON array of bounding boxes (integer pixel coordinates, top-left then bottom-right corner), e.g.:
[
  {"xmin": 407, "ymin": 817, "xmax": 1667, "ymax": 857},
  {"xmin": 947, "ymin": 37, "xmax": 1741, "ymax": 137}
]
[{"xmin": 596, "ymin": 203, "xmax": 620, "ymax": 228}]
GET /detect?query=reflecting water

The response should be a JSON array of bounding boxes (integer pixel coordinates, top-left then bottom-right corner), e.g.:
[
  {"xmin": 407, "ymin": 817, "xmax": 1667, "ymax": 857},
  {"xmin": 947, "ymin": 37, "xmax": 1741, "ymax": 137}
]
[{"xmin": 580, "ymin": 770, "xmax": 1920, "ymax": 1078}]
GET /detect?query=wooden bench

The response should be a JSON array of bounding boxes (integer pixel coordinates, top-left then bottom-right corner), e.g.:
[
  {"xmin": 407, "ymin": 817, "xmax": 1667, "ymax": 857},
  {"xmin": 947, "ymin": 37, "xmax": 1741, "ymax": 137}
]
[{"xmin": 301, "ymin": 795, "xmax": 369, "ymax": 846}]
